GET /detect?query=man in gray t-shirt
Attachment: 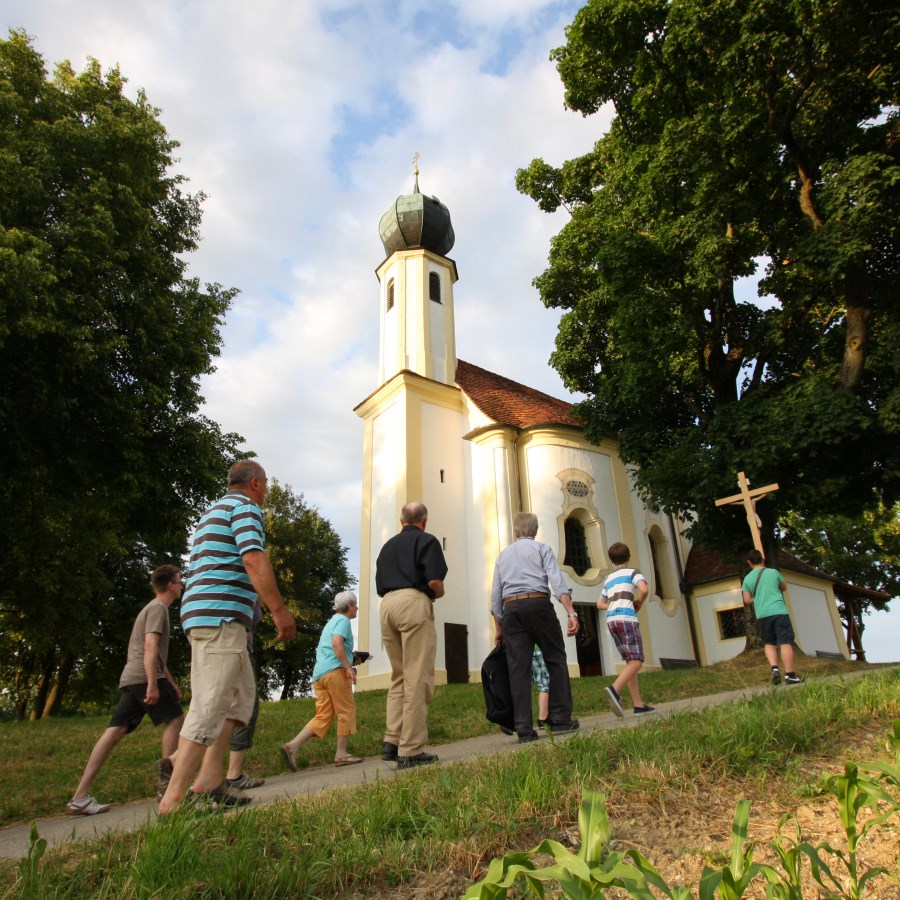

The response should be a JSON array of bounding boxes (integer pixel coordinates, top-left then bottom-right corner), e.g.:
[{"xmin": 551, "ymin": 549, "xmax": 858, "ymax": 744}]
[{"xmin": 66, "ymin": 565, "xmax": 186, "ymax": 816}]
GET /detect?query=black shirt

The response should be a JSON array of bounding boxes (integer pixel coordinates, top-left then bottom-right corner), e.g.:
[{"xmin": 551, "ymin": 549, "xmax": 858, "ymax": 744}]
[{"xmin": 375, "ymin": 525, "xmax": 448, "ymax": 599}]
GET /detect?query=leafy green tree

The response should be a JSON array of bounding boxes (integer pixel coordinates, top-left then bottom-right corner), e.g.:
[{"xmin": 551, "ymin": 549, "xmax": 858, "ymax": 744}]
[
  {"xmin": 516, "ymin": 0, "xmax": 899, "ymax": 569},
  {"xmin": 0, "ymin": 31, "xmax": 242, "ymax": 718},
  {"xmin": 780, "ymin": 503, "xmax": 899, "ymax": 653},
  {"xmin": 257, "ymin": 481, "xmax": 355, "ymax": 700}
]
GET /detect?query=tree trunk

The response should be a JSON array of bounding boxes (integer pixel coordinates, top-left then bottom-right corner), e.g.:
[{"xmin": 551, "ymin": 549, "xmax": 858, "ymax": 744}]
[
  {"xmin": 839, "ymin": 263, "xmax": 870, "ymax": 392},
  {"xmin": 743, "ymin": 603, "xmax": 763, "ymax": 650},
  {"xmin": 29, "ymin": 650, "xmax": 56, "ymax": 722},
  {"xmin": 12, "ymin": 649, "xmax": 37, "ymax": 721},
  {"xmin": 42, "ymin": 652, "xmax": 76, "ymax": 718}
]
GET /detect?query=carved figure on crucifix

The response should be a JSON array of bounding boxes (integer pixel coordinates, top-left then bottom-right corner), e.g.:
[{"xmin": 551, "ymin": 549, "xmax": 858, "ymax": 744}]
[{"xmin": 714, "ymin": 471, "xmax": 779, "ymax": 555}]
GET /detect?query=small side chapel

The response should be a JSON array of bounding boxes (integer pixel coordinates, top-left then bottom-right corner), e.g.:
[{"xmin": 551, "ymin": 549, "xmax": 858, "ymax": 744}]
[{"xmin": 352, "ymin": 175, "xmax": 852, "ymax": 691}]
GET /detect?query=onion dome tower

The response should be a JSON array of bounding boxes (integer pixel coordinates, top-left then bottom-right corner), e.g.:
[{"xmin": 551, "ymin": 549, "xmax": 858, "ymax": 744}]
[
  {"xmin": 378, "ymin": 168, "xmax": 455, "ymax": 258},
  {"xmin": 374, "ymin": 156, "xmax": 458, "ymax": 386}
]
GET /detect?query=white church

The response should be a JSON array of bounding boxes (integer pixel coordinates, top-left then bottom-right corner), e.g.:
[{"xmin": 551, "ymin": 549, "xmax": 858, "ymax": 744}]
[{"xmin": 352, "ymin": 176, "xmax": 856, "ymax": 691}]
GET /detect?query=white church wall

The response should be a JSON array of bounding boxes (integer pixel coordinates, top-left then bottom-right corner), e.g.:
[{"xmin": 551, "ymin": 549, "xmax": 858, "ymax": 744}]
[
  {"xmin": 380, "ymin": 261, "xmax": 398, "ymax": 383},
  {"xmin": 463, "ymin": 431, "xmax": 521, "ymax": 679},
  {"xmin": 366, "ymin": 404, "xmax": 406, "ymax": 678},
  {"xmin": 626, "ymin": 493, "xmax": 697, "ymax": 666},
  {"xmin": 524, "ymin": 443, "xmax": 621, "ymax": 553},
  {"xmin": 461, "ymin": 436, "xmax": 492, "ymax": 673},
  {"xmin": 644, "ymin": 600, "xmax": 696, "ymax": 663},
  {"xmin": 404, "ymin": 256, "xmax": 420, "ymax": 373},
  {"xmin": 786, "ymin": 580, "xmax": 847, "ymax": 658},
  {"xmin": 520, "ymin": 440, "xmax": 621, "ymax": 671},
  {"xmin": 419, "ymin": 400, "xmax": 470, "ymax": 678},
  {"xmin": 427, "ymin": 261, "xmax": 448, "ymax": 382},
  {"xmin": 461, "ymin": 393, "xmax": 494, "ymax": 432}
]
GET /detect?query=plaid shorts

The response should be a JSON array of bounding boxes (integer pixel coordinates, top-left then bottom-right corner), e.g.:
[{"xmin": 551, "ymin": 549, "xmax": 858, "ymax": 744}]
[
  {"xmin": 531, "ymin": 650, "xmax": 549, "ymax": 692},
  {"xmin": 608, "ymin": 619, "xmax": 644, "ymax": 662}
]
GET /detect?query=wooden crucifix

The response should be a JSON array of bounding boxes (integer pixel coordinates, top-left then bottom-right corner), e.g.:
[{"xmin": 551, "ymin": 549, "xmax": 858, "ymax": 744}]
[{"xmin": 715, "ymin": 471, "xmax": 779, "ymax": 555}]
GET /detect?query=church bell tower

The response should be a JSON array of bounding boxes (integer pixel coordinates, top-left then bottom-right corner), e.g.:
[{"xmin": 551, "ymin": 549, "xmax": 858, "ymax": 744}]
[
  {"xmin": 375, "ymin": 159, "xmax": 458, "ymax": 385},
  {"xmin": 353, "ymin": 159, "xmax": 464, "ymax": 690}
]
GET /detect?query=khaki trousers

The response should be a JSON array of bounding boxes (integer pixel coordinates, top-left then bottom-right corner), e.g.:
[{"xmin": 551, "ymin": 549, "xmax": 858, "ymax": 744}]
[{"xmin": 380, "ymin": 588, "xmax": 436, "ymax": 756}]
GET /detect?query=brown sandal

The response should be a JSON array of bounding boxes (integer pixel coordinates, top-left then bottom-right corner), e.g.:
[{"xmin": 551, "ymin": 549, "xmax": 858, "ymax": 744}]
[
  {"xmin": 279, "ymin": 745, "xmax": 297, "ymax": 772},
  {"xmin": 334, "ymin": 756, "xmax": 363, "ymax": 766}
]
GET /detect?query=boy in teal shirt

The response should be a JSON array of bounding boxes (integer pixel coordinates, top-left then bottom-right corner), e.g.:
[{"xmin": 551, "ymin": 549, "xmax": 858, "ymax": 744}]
[{"xmin": 741, "ymin": 549, "xmax": 803, "ymax": 685}]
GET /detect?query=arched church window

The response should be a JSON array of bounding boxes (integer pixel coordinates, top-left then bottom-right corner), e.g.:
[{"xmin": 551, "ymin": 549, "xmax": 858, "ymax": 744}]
[
  {"xmin": 557, "ymin": 469, "xmax": 607, "ymax": 585},
  {"xmin": 645, "ymin": 524, "xmax": 679, "ymax": 615},
  {"xmin": 563, "ymin": 516, "xmax": 591, "ymax": 576},
  {"xmin": 429, "ymin": 271, "xmax": 441, "ymax": 303},
  {"xmin": 649, "ymin": 534, "xmax": 665, "ymax": 598},
  {"xmin": 386, "ymin": 278, "xmax": 395, "ymax": 311}
]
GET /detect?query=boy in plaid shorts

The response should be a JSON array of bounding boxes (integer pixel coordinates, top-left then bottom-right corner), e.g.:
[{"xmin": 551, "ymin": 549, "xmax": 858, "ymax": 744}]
[{"xmin": 598, "ymin": 542, "xmax": 655, "ymax": 718}]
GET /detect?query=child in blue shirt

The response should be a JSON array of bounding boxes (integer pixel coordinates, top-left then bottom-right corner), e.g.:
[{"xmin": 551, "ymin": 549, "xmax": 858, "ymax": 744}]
[{"xmin": 598, "ymin": 542, "xmax": 655, "ymax": 717}]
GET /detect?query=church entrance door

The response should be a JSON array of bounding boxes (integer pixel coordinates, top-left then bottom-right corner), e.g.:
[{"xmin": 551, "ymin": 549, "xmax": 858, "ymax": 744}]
[
  {"xmin": 444, "ymin": 622, "xmax": 469, "ymax": 683},
  {"xmin": 574, "ymin": 606, "xmax": 604, "ymax": 677}
]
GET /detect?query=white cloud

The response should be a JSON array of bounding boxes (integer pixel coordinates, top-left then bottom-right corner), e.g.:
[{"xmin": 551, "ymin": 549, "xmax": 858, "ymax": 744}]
[{"xmin": 5, "ymin": 0, "xmax": 599, "ymax": 578}]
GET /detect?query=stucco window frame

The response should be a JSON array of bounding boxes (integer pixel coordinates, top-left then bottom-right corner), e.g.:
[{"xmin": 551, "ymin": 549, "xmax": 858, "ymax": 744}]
[
  {"xmin": 646, "ymin": 523, "xmax": 680, "ymax": 616},
  {"xmin": 555, "ymin": 469, "xmax": 607, "ymax": 587}
]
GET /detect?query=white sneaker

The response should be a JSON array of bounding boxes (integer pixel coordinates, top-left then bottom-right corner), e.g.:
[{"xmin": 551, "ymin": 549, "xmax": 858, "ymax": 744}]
[{"xmin": 66, "ymin": 795, "xmax": 111, "ymax": 816}]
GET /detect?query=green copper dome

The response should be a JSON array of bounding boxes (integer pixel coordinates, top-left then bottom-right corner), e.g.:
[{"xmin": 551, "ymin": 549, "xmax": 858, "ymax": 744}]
[{"xmin": 378, "ymin": 174, "xmax": 455, "ymax": 257}]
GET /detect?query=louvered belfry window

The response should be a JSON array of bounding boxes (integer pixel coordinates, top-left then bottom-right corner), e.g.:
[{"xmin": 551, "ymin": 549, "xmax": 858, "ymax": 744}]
[
  {"xmin": 429, "ymin": 271, "xmax": 441, "ymax": 303},
  {"xmin": 387, "ymin": 278, "xmax": 395, "ymax": 311}
]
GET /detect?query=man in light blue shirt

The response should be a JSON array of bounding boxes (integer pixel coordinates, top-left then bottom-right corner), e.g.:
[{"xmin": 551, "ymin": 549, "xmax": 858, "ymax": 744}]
[{"xmin": 491, "ymin": 512, "xmax": 580, "ymax": 743}]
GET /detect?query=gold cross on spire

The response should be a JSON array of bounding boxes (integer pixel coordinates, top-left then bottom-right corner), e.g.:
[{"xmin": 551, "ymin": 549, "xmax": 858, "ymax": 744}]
[
  {"xmin": 714, "ymin": 471, "xmax": 779, "ymax": 554},
  {"xmin": 412, "ymin": 151, "xmax": 420, "ymax": 176}
]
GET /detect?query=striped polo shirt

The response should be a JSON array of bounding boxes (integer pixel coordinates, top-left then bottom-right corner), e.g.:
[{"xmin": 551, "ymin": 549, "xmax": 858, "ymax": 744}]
[
  {"xmin": 181, "ymin": 491, "xmax": 266, "ymax": 632},
  {"xmin": 600, "ymin": 567, "xmax": 645, "ymax": 622}
]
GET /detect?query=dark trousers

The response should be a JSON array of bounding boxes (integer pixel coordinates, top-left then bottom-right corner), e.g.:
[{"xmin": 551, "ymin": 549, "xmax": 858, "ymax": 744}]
[{"xmin": 503, "ymin": 596, "xmax": 573, "ymax": 736}]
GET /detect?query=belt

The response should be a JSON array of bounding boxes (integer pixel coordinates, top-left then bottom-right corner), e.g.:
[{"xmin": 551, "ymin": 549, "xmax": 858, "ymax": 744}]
[{"xmin": 503, "ymin": 591, "xmax": 549, "ymax": 604}]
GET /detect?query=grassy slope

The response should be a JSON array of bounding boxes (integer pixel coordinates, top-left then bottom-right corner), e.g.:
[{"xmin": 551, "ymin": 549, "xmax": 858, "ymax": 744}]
[
  {"xmin": 0, "ymin": 653, "xmax": 882, "ymax": 827},
  {"xmin": 0, "ymin": 663, "xmax": 897, "ymax": 898}
]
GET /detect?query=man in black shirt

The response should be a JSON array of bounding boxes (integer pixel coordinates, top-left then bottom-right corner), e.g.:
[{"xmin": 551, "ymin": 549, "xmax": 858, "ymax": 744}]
[{"xmin": 376, "ymin": 501, "xmax": 448, "ymax": 769}]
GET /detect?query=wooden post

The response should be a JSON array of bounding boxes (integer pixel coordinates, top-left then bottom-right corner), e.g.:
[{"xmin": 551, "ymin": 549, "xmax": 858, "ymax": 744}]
[{"xmin": 715, "ymin": 471, "xmax": 779, "ymax": 555}]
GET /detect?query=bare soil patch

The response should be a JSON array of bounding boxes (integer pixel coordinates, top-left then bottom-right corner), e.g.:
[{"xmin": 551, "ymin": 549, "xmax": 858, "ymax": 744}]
[{"xmin": 373, "ymin": 725, "xmax": 900, "ymax": 899}]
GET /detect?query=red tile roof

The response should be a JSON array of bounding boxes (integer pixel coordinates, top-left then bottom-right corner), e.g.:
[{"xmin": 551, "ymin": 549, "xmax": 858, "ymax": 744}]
[
  {"xmin": 683, "ymin": 545, "xmax": 835, "ymax": 585},
  {"xmin": 455, "ymin": 358, "xmax": 582, "ymax": 430},
  {"xmin": 683, "ymin": 546, "xmax": 889, "ymax": 601}
]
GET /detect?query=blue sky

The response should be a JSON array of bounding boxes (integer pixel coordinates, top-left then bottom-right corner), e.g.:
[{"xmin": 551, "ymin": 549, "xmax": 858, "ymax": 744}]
[{"xmin": 5, "ymin": 0, "xmax": 896, "ymax": 663}]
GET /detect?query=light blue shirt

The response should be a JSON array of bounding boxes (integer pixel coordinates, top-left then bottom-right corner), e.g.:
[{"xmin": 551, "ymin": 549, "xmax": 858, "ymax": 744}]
[
  {"xmin": 311, "ymin": 613, "xmax": 354, "ymax": 682},
  {"xmin": 490, "ymin": 537, "xmax": 571, "ymax": 621}
]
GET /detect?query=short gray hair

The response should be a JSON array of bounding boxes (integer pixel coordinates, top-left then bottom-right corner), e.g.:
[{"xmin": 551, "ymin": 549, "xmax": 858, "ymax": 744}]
[
  {"xmin": 228, "ymin": 459, "xmax": 265, "ymax": 486},
  {"xmin": 401, "ymin": 501, "xmax": 427, "ymax": 525},
  {"xmin": 513, "ymin": 512, "xmax": 538, "ymax": 539},
  {"xmin": 334, "ymin": 591, "xmax": 358, "ymax": 612}
]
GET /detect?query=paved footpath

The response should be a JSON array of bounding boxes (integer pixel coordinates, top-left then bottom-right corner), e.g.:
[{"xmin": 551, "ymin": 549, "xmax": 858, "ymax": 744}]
[{"xmin": 0, "ymin": 670, "xmax": 881, "ymax": 860}]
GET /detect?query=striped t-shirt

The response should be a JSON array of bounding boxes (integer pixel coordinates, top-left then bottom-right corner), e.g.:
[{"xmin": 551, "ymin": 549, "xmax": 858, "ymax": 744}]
[
  {"xmin": 600, "ymin": 567, "xmax": 646, "ymax": 622},
  {"xmin": 181, "ymin": 491, "xmax": 266, "ymax": 632}
]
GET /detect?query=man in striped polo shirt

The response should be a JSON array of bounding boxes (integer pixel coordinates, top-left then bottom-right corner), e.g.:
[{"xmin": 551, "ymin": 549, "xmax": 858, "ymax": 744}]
[{"xmin": 158, "ymin": 460, "xmax": 296, "ymax": 814}]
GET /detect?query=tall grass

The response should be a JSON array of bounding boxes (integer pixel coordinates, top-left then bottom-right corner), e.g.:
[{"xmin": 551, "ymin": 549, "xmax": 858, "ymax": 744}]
[
  {"xmin": 0, "ymin": 654, "xmax": 870, "ymax": 826},
  {"xmin": 2, "ymin": 668, "xmax": 897, "ymax": 899}
]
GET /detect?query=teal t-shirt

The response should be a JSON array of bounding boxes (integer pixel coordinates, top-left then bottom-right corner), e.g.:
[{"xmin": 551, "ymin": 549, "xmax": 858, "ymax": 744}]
[
  {"xmin": 311, "ymin": 613, "xmax": 354, "ymax": 682},
  {"xmin": 741, "ymin": 567, "xmax": 788, "ymax": 619}
]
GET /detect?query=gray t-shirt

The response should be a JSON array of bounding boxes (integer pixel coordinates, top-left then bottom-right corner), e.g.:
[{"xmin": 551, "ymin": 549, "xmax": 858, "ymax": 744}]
[{"xmin": 119, "ymin": 599, "xmax": 170, "ymax": 688}]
